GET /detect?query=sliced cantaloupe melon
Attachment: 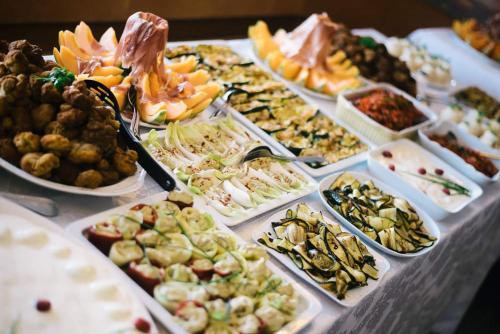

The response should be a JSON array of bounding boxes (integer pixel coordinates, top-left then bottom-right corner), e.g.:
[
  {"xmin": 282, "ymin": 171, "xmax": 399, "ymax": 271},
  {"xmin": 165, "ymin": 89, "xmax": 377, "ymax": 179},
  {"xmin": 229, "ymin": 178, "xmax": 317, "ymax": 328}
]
[
  {"xmin": 99, "ymin": 27, "xmax": 118, "ymax": 52},
  {"xmin": 62, "ymin": 30, "xmax": 90, "ymax": 60},
  {"xmin": 186, "ymin": 97, "xmax": 212, "ymax": 118},
  {"xmin": 248, "ymin": 21, "xmax": 273, "ymax": 41},
  {"xmin": 110, "ymin": 77, "xmax": 132, "ymax": 111},
  {"xmin": 254, "ymin": 37, "xmax": 279, "ymax": 59},
  {"xmin": 184, "ymin": 91, "xmax": 209, "ymax": 109},
  {"xmin": 294, "ymin": 67, "xmax": 310, "ymax": 86},
  {"xmin": 165, "ymin": 55, "xmax": 198, "ymax": 74},
  {"xmin": 324, "ymin": 77, "xmax": 363, "ymax": 96},
  {"xmin": 53, "ymin": 48, "xmax": 63, "ymax": 67},
  {"xmin": 92, "ymin": 66, "xmax": 123, "ymax": 76},
  {"xmin": 186, "ymin": 70, "xmax": 210, "ymax": 86},
  {"xmin": 86, "ymin": 74, "xmax": 123, "ymax": 88},
  {"xmin": 58, "ymin": 46, "xmax": 78, "ymax": 74},
  {"xmin": 326, "ymin": 51, "xmax": 346, "ymax": 67},
  {"xmin": 332, "ymin": 66, "xmax": 360, "ymax": 79},
  {"xmin": 266, "ymin": 50, "xmax": 284, "ymax": 71},
  {"xmin": 164, "ymin": 101, "xmax": 188, "ymax": 121},
  {"xmin": 74, "ymin": 21, "xmax": 109, "ymax": 56},
  {"xmin": 148, "ymin": 72, "xmax": 161, "ymax": 97},
  {"xmin": 305, "ymin": 69, "xmax": 326, "ymax": 92},
  {"xmin": 195, "ymin": 82, "xmax": 221, "ymax": 99},
  {"xmin": 278, "ymin": 58, "xmax": 302, "ymax": 80}
]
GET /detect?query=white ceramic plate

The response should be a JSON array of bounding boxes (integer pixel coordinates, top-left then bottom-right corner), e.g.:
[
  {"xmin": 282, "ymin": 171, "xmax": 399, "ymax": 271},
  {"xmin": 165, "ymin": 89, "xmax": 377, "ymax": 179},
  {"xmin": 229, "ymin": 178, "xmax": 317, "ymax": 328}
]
[
  {"xmin": 140, "ymin": 114, "xmax": 317, "ymax": 226},
  {"xmin": 66, "ymin": 192, "xmax": 322, "ymax": 334},
  {"xmin": 419, "ymin": 121, "xmax": 500, "ymax": 185},
  {"xmin": 0, "ymin": 157, "xmax": 145, "ymax": 197},
  {"xmin": 0, "ymin": 197, "xmax": 157, "ymax": 334},
  {"xmin": 368, "ymin": 139, "xmax": 483, "ymax": 220},
  {"xmin": 318, "ymin": 171, "xmax": 441, "ymax": 257},
  {"xmin": 252, "ymin": 200, "xmax": 390, "ymax": 307}
]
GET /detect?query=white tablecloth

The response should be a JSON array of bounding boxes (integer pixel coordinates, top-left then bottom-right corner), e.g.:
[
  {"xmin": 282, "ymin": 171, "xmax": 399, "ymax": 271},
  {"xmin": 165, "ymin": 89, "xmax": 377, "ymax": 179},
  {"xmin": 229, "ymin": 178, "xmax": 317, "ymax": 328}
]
[
  {"xmin": 2, "ymin": 34, "xmax": 500, "ymax": 334},
  {"xmin": 2, "ymin": 165, "xmax": 499, "ymax": 334}
]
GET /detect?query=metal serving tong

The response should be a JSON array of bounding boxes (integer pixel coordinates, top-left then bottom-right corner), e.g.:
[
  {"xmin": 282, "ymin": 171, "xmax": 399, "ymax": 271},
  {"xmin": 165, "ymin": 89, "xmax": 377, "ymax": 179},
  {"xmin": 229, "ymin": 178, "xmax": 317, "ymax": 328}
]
[
  {"xmin": 85, "ymin": 80, "xmax": 176, "ymax": 191},
  {"xmin": 243, "ymin": 145, "xmax": 326, "ymax": 164}
]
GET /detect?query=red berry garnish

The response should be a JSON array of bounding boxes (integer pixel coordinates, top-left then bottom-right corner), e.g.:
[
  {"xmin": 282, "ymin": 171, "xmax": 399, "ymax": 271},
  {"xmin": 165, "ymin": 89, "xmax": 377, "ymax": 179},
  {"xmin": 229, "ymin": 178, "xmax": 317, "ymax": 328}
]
[
  {"xmin": 435, "ymin": 168, "xmax": 444, "ymax": 175},
  {"xmin": 134, "ymin": 317, "xmax": 151, "ymax": 333},
  {"xmin": 418, "ymin": 168, "xmax": 426, "ymax": 175},
  {"xmin": 36, "ymin": 299, "xmax": 51, "ymax": 312},
  {"xmin": 388, "ymin": 164, "xmax": 395, "ymax": 171},
  {"xmin": 442, "ymin": 188, "xmax": 451, "ymax": 195},
  {"xmin": 382, "ymin": 150, "xmax": 393, "ymax": 158}
]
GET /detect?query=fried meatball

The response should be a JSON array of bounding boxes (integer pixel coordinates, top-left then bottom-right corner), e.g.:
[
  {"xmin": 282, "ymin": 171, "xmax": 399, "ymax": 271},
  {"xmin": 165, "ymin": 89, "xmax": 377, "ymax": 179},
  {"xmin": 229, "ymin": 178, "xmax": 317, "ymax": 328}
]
[
  {"xmin": 81, "ymin": 120, "xmax": 118, "ymax": 154},
  {"xmin": 20, "ymin": 152, "xmax": 60, "ymax": 177},
  {"xmin": 40, "ymin": 82, "xmax": 63, "ymax": 104},
  {"xmin": 0, "ymin": 138, "xmax": 20, "ymax": 164},
  {"xmin": 68, "ymin": 142, "xmax": 102, "ymax": 164},
  {"xmin": 74, "ymin": 169, "xmax": 103, "ymax": 188},
  {"xmin": 63, "ymin": 81, "xmax": 94, "ymax": 111},
  {"xmin": 40, "ymin": 134, "xmax": 71, "ymax": 155},
  {"xmin": 54, "ymin": 159, "xmax": 80, "ymax": 185},
  {"xmin": 31, "ymin": 103, "xmax": 55, "ymax": 130},
  {"xmin": 4, "ymin": 50, "xmax": 30, "ymax": 74},
  {"xmin": 9, "ymin": 40, "xmax": 44, "ymax": 68},
  {"xmin": 112, "ymin": 148, "xmax": 138, "ymax": 176},
  {"xmin": 57, "ymin": 103, "xmax": 88, "ymax": 128},
  {"xmin": 13, "ymin": 131, "xmax": 40, "ymax": 154},
  {"xmin": 11, "ymin": 106, "xmax": 33, "ymax": 133},
  {"xmin": 44, "ymin": 121, "xmax": 80, "ymax": 140},
  {"xmin": 96, "ymin": 159, "xmax": 120, "ymax": 185}
]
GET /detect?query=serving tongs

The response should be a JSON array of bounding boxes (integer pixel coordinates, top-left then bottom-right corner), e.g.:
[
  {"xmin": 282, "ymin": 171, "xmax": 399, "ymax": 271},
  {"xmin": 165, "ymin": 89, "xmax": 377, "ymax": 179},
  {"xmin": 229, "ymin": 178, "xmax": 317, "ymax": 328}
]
[
  {"xmin": 242, "ymin": 145, "xmax": 326, "ymax": 164},
  {"xmin": 85, "ymin": 80, "xmax": 176, "ymax": 191}
]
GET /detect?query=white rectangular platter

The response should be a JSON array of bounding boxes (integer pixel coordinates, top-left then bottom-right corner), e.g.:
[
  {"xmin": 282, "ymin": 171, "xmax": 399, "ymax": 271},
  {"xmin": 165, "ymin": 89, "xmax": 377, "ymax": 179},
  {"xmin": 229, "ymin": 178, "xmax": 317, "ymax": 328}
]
[
  {"xmin": 419, "ymin": 121, "xmax": 500, "ymax": 185},
  {"xmin": 318, "ymin": 171, "xmax": 441, "ymax": 257},
  {"xmin": 0, "ymin": 197, "xmax": 158, "ymax": 334},
  {"xmin": 66, "ymin": 192, "xmax": 322, "ymax": 334},
  {"xmin": 139, "ymin": 112, "xmax": 317, "ymax": 227},
  {"xmin": 251, "ymin": 200, "xmax": 390, "ymax": 307},
  {"xmin": 367, "ymin": 139, "xmax": 483, "ymax": 220}
]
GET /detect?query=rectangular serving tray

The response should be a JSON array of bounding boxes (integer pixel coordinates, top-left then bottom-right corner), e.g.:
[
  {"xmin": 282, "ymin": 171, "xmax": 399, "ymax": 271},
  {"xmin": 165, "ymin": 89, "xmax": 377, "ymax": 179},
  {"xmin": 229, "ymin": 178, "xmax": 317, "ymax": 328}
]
[
  {"xmin": 66, "ymin": 192, "xmax": 322, "ymax": 334},
  {"xmin": 318, "ymin": 171, "xmax": 441, "ymax": 257},
  {"xmin": 419, "ymin": 121, "xmax": 500, "ymax": 185},
  {"xmin": 367, "ymin": 139, "xmax": 483, "ymax": 220},
  {"xmin": 252, "ymin": 200, "xmax": 390, "ymax": 307},
  {"xmin": 139, "ymin": 111, "xmax": 317, "ymax": 227}
]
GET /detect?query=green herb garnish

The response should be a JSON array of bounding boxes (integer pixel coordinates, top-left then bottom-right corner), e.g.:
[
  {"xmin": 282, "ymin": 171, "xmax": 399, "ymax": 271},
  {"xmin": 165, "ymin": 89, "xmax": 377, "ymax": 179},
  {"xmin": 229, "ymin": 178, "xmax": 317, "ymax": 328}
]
[
  {"xmin": 401, "ymin": 171, "xmax": 471, "ymax": 196},
  {"xmin": 38, "ymin": 67, "xmax": 75, "ymax": 91},
  {"xmin": 358, "ymin": 36, "xmax": 377, "ymax": 49}
]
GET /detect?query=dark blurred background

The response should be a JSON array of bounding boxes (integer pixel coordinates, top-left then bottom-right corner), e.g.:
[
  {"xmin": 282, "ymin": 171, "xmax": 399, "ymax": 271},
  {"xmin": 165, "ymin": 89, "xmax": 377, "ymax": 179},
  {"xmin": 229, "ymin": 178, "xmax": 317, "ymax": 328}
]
[
  {"xmin": 0, "ymin": 0, "xmax": 499, "ymax": 52},
  {"xmin": 1, "ymin": 1, "xmax": 500, "ymax": 333}
]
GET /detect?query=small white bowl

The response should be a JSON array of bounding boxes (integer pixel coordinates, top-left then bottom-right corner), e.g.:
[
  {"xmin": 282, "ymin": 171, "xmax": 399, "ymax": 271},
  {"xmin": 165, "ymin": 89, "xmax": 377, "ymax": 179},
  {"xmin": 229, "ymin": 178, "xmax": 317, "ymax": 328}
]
[{"xmin": 336, "ymin": 83, "xmax": 437, "ymax": 145}]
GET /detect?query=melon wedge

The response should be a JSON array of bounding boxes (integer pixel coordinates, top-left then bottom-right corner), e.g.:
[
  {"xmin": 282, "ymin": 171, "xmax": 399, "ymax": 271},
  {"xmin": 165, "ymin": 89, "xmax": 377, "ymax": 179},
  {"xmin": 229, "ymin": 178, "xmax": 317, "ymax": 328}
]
[
  {"xmin": 266, "ymin": 50, "xmax": 284, "ymax": 71},
  {"xmin": 254, "ymin": 37, "xmax": 279, "ymax": 59},
  {"xmin": 99, "ymin": 27, "xmax": 118, "ymax": 52},
  {"xmin": 165, "ymin": 56, "xmax": 198, "ymax": 74},
  {"xmin": 279, "ymin": 58, "xmax": 302, "ymax": 80},
  {"xmin": 248, "ymin": 21, "xmax": 273, "ymax": 41},
  {"xmin": 86, "ymin": 74, "xmax": 123, "ymax": 88},
  {"xmin": 195, "ymin": 82, "xmax": 221, "ymax": 99},
  {"xmin": 59, "ymin": 46, "xmax": 78, "ymax": 74},
  {"xmin": 186, "ymin": 70, "xmax": 210, "ymax": 85},
  {"xmin": 184, "ymin": 91, "xmax": 209, "ymax": 109},
  {"xmin": 92, "ymin": 66, "xmax": 123, "ymax": 76}
]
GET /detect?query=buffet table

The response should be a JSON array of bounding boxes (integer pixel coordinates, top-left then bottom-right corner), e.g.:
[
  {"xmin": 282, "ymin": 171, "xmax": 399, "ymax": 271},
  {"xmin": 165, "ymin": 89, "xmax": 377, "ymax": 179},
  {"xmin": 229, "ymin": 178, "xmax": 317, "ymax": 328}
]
[
  {"xmin": 3, "ymin": 165, "xmax": 500, "ymax": 334},
  {"xmin": 3, "ymin": 15, "xmax": 500, "ymax": 333}
]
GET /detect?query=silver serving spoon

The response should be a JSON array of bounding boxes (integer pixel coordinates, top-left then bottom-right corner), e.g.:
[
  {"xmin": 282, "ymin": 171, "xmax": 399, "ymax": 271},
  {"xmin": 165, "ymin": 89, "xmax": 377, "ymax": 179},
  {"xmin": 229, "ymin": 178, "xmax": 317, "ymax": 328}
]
[
  {"xmin": 242, "ymin": 145, "xmax": 326, "ymax": 164},
  {"xmin": 0, "ymin": 192, "xmax": 58, "ymax": 217}
]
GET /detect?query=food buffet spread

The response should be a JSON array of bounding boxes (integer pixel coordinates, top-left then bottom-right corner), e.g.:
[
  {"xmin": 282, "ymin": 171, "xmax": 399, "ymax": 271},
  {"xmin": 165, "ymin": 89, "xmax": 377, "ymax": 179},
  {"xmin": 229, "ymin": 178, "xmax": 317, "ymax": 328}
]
[{"xmin": 2, "ymin": 9, "xmax": 500, "ymax": 334}]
